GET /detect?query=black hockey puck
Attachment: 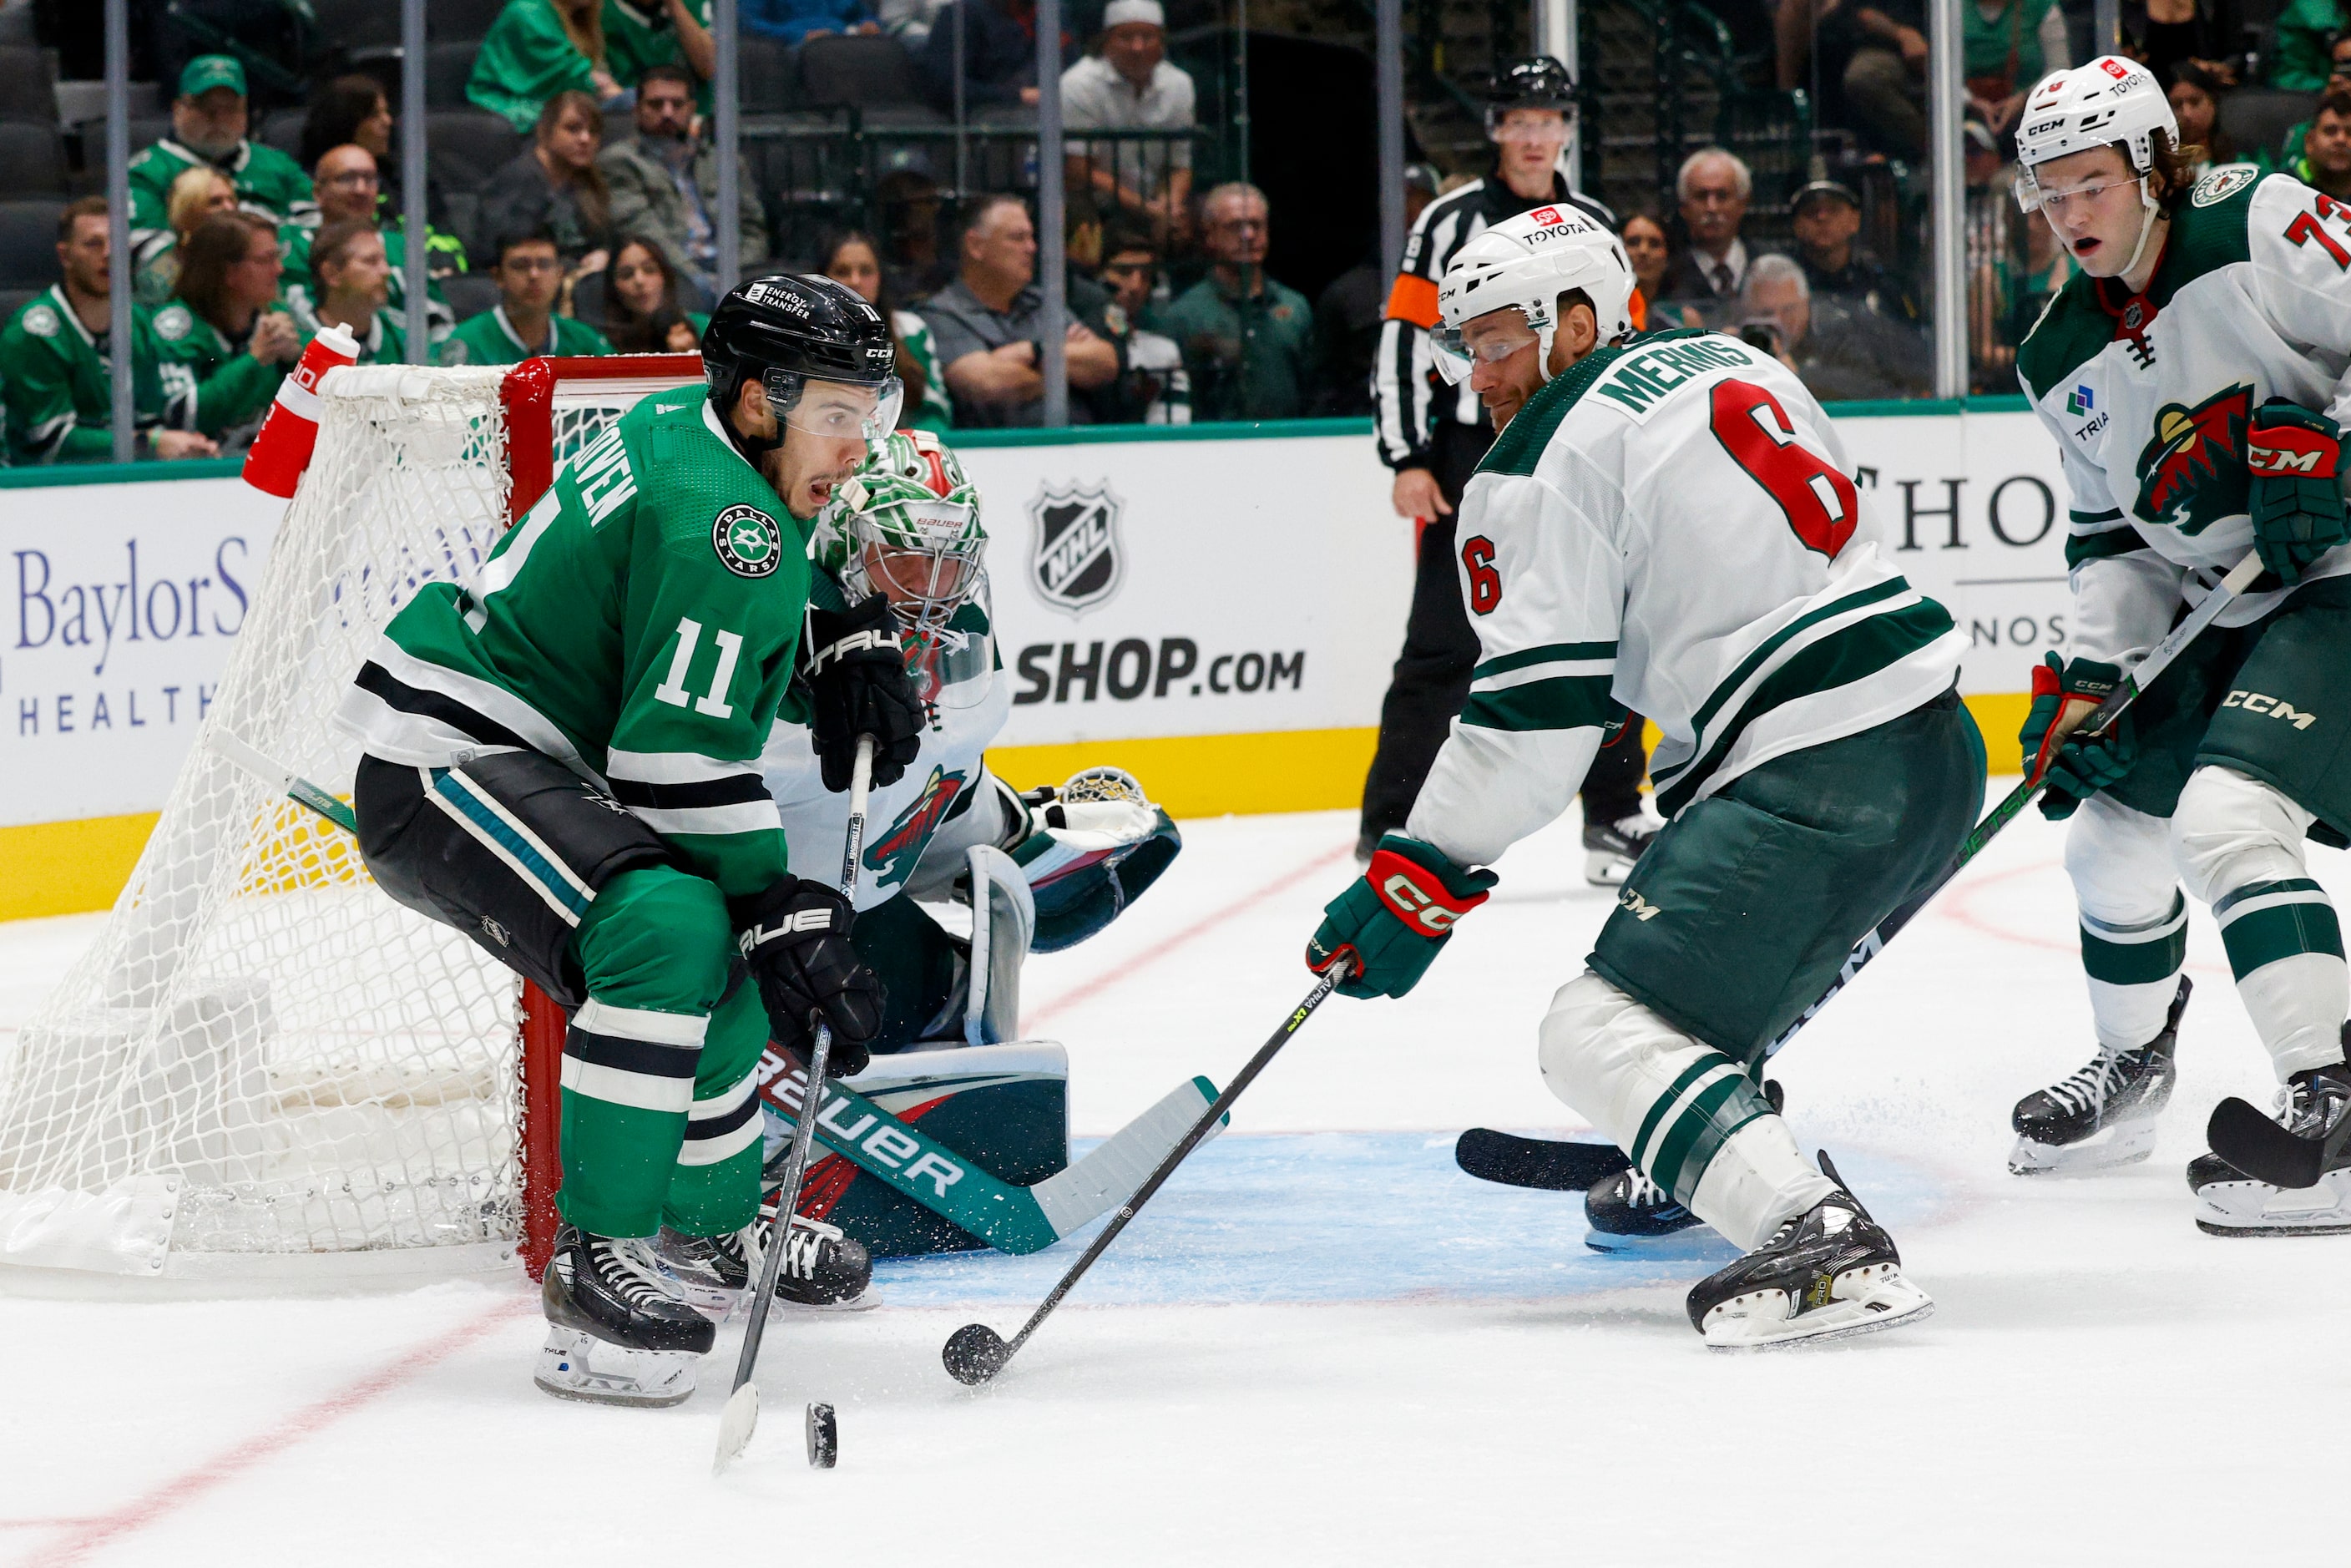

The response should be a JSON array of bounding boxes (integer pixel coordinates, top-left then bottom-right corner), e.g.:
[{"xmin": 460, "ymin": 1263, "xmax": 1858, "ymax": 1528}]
[
  {"xmin": 943, "ymin": 1323, "xmax": 1009, "ymax": 1385},
  {"xmin": 805, "ymin": 1402, "xmax": 837, "ymax": 1468}
]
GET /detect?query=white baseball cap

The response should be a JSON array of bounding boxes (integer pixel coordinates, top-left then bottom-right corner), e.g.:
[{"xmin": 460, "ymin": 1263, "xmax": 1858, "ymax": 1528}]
[{"xmin": 1102, "ymin": 0, "xmax": 1165, "ymax": 28}]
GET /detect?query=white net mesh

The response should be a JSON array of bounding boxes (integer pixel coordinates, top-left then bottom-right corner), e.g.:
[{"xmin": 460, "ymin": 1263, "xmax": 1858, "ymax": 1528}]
[{"xmin": 0, "ymin": 362, "xmax": 693, "ymax": 1281}]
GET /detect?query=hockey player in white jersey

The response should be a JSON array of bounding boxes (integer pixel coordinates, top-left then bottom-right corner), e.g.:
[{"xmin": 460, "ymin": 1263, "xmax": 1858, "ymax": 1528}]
[
  {"xmin": 2004, "ymin": 58, "xmax": 2351, "ymax": 1231},
  {"xmin": 1302, "ymin": 207, "xmax": 1981, "ymax": 1348}
]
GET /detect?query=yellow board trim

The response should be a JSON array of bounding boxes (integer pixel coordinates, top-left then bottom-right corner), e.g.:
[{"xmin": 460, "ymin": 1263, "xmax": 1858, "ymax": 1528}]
[{"xmin": 0, "ymin": 697, "xmax": 2038, "ymax": 923}]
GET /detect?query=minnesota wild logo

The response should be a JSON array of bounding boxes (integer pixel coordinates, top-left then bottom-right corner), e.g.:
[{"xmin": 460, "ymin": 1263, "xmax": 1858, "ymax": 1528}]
[
  {"xmin": 712, "ymin": 503, "xmax": 782, "ymax": 578},
  {"xmin": 2133, "ymin": 383, "xmax": 2253, "ymax": 534},
  {"xmin": 863, "ymin": 766, "xmax": 968, "ymax": 888}
]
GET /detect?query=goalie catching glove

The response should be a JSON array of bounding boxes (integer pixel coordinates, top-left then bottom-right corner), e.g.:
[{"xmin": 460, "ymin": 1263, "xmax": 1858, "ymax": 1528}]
[
  {"xmin": 803, "ymin": 594, "xmax": 925, "ymax": 792},
  {"xmin": 1307, "ymin": 833, "xmax": 1495, "ymax": 999},
  {"xmin": 737, "ymin": 876, "xmax": 885, "ymax": 1077},
  {"xmin": 2246, "ymin": 398, "xmax": 2349, "ymax": 587},
  {"xmin": 1003, "ymin": 766, "xmax": 1182, "ymax": 951},
  {"xmin": 2019, "ymin": 653, "xmax": 2138, "ymax": 821}
]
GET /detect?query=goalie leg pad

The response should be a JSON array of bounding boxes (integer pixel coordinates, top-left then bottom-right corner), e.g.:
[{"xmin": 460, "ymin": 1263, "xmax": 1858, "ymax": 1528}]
[
  {"xmin": 353, "ymin": 750, "xmax": 675, "ymax": 1009},
  {"xmin": 964, "ymin": 844, "xmax": 1037, "ymax": 1045},
  {"xmin": 2172, "ymin": 766, "xmax": 2348, "ymax": 1078}
]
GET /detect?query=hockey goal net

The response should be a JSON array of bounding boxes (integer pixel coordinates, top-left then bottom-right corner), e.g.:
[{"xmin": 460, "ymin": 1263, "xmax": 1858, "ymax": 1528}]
[{"xmin": 0, "ymin": 355, "xmax": 702, "ymax": 1282}]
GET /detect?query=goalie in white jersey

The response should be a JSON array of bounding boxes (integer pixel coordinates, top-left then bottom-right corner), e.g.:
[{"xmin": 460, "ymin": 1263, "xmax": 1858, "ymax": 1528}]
[
  {"xmin": 1303, "ymin": 207, "xmax": 1981, "ymax": 1348},
  {"xmin": 2001, "ymin": 58, "xmax": 2351, "ymax": 1231}
]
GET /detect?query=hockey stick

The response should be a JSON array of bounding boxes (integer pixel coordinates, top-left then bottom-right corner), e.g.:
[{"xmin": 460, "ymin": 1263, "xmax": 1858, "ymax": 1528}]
[
  {"xmin": 1454, "ymin": 550, "xmax": 2268, "ymax": 1194},
  {"xmin": 206, "ymin": 730, "xmax": 360, "ymax": 836},
  {"xmin": 761, "ymin": 1063, "xmax": 1231, "ymax": 1252},
  {"xmin": 941, "ymin": 967, "xmax": 1346, "ymax": 1386},
  {"xmin": 716, "ymin": 735, "xmax": 874, "ymax": 1476}
]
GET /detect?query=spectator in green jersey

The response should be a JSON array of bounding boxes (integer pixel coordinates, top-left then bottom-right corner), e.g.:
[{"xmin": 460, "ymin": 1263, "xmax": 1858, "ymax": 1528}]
[
  {"xmin": 441, "ymin": 230, "xmax": 615, "ymax": 364},
  {"xmin": 128, "ymin": 57, "xmax": 315, "ymax": 286},
  {"xmin": 308, "ymin": 217, "xmax": 410, "ymax": 365},
  {"xmin": 471, "ymin": 0, "xmax": 633, "ymax": 134},
  {"xmin": 155, "ymin": 211, "xmax": 302, "ymax": 442}
]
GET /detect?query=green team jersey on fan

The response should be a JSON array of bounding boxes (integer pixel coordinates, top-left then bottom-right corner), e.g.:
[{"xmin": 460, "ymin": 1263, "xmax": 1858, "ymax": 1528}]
[
  {"xmin": 0, "ymin": 286, "xmax": 200, "ymax": 463},
  {"xmin": 333, "ymin": 384, "xmax": 812, "ymax": 897},
  {"xmin": 604, "ymin": 0, "xmax": 715, "ymax": 110},
  {"xmin": 149, "ymin": 300, "xmax": 285, "ymax": 438},
  {"xmin": 127, "ymin": 137, "xmax": 315, "ymax": 276},
  {"xmin": 438, "ymin": 307, "xmax": 614, "ymax": 366},
  {"xmin": 1404, "ymin": 327, "xmax": 1966, "ymax": 866},
  {"xmin": 2018, "ymin": 164, "xmax": 2351, "ymax": 665},
  {"xmin": 280, "ymin": 224, "xmax": 456, "ymax": 344}
]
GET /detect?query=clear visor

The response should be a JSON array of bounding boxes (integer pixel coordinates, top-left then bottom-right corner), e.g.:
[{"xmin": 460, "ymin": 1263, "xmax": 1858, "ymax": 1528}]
[
  {"xmin": 2013, "ymin": 167, "xmax": 2140, "ymax": 215},
  {"xmin": 1431, "ymin": 316, "xmax": 1540, "ymax": 384},
  {"xmin": 1487, "ymin": 107, "xmax": 1574, "ymax": 142},
  {"xmin": 775, "ymin": 373, "xmax": 906, "ymax": 444},
  {"xmin": 908, "ymin": 574, "xmax": 996, "ymax": 710}
]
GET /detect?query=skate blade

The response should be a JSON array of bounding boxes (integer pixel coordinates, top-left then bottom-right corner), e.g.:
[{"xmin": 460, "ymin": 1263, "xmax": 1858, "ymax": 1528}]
[
  {"xmin": 2194, "ymin": 1169, "xmax": 2351, "ymax": 1236},
  {"xmin": 1584, "ymin": 850, "xmax": 1633, "ymax": 887},
  {"xmin": 534, "ymin": 1327, "xmax": 700, "ymax": 1408},
  {"xmin": 2008, "ymin": 1118, "xmax": 2160, "ymax": 1176},
  {"xmin": 1701, "ymin": 1268, "xmax": 1934, "ymax": 1352},
  {"xmin": 1583, "ymin": 1227, "xmax": 1740, "ymax": 1263}
]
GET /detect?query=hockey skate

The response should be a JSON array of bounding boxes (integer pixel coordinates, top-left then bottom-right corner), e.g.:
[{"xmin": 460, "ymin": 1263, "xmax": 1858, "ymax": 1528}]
[
  {"xmin": 1583, "ymin": 805, "xmax": 1664, "ymax": 887},
  {"xmin": 1585, "ymin": 1082, "xmax": 1778, "ymax": 1254},
  {"xmin": 2191, "ymin": 1060, "xmax": 2351, "ymax": 1237},
  {"xmin": 655, "ymin": 1212, "xmax": 877, "ymax": 1318},
  {"xmin": 2010, "ymin": 978, "xmax": 2190, "ymax": 1176},
  {"xmin": 1685, "ymin": 1152, "xmax": 1932, "ymax": 1351},
  {"xmin": 536, "ymin": 1224, "xmax": 716, "ymax": 1407}
]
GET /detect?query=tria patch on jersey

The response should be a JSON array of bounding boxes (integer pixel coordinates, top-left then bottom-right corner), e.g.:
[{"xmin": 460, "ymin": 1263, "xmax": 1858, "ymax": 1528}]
[
  {"xmin": 2133, "ymin": 382, "xmax": 2252, "ymax": 533},
  {"xmin": 712, "ymin": 503, "xmax": 783, "ymax": 577}
]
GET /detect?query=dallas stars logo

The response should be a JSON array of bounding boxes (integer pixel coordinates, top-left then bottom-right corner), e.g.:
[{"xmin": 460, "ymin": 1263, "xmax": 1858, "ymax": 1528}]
[
  {"xmin": 712, "ymin": 503, "xmax": 782, "ymax": 578},
  {"xmin": 863, "ymin": 766, "xmax": 968, "ymax": 888},
  {"xmin": 2134, "ymin": 383, "xmax": 2253, "ymax": 534}
]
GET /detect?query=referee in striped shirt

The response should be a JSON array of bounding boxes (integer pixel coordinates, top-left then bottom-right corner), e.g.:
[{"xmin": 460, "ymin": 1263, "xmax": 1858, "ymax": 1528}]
[{"xmin": 1359, "ymin": 57, "xmax": 1659, "ymax": 879}]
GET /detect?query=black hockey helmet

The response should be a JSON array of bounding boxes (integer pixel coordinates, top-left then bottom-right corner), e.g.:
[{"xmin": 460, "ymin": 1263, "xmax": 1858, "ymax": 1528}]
[
  {"xmin": 703, "ymin": 273, "xmax": 902, "ymax": 453},
  {"xmin": 1488, "ymin": 55, "xmax": 1578, "ymax": 129}
]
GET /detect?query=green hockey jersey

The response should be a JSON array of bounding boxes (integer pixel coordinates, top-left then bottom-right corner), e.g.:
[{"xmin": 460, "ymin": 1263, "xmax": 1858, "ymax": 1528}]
[
  {"xmin": 0, "ymin": 286, "xmax": 200, "ymax": 463},
  {"xmin": 438, "ymin": 307, "xmax": 613, "ymax": 366},
  {"xmin": 469, "ymin": 0, "xmax": 607, "ymax": 133},
  {"xmin": 604, "ymin": 0, "xmax": 715, "ymax": 109},
  {"xmin": 333, "ymin": 384, "xmax": 813, "ymax": 897},
  {"xmin": 127, "ymin": 137, "xmax": 315, "ymax": 278},
  {"xmin": 150, "ymin": 301, "xmax": 286, "ymax": 438},
  {"xmin": 280, "ymin": 224, "xmax": 456, "ymax": 343}
]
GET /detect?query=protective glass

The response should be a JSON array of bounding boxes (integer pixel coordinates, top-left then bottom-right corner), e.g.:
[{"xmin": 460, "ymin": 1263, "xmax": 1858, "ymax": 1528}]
[
  {"xmin": 1431, "ymin": 319, "xmax": 1539, "ymax": 384},
  {"xmin": 774, "ymin": 372, "xmax": 906, "ymax": 445},
  {"xmin": 2014, "ymin": 169, "xmax": 2139, "ymax": 215}
]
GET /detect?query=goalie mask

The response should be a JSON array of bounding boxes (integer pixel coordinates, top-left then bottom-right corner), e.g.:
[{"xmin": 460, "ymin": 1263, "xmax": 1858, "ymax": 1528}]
[
  {"xmin": 818, "ymin": 430, "xmax": 992, "ymax": 706},
  {"xmin": 1432, "ymin": 205, "xmax": 1636, "ymax": 386}
]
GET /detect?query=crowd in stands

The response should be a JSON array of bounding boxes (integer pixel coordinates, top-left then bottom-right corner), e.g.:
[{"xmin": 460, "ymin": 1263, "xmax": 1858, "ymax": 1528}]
[{"xmin": 18, "ymin": 0, "xmax": 2351, "ymax": 462}]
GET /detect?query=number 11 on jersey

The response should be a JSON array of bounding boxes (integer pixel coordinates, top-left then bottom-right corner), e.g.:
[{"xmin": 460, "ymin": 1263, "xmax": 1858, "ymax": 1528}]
[{"xmin": 655, "ymin": 617, "xmax": 744, "ymax": 718}]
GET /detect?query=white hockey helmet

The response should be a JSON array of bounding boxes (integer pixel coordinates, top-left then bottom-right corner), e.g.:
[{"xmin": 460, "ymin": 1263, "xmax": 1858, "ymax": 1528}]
[
  {"xmin": 1432, "ymin": 204, "xmax": 1636, "ymax": 385},
  {"xmin": 2012, "ymin": 55, "xmax": 2177, "ymax": 211}
]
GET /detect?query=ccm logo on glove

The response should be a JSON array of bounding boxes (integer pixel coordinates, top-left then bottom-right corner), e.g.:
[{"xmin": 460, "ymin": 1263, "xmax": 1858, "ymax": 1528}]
[
  {"xmin": 1369, "ymin": 846, "xmax": 1490, "ymax": 933},
  {"xmin": 2247, "ymin": 427, "xmax": 2339, "ymax": 477}
]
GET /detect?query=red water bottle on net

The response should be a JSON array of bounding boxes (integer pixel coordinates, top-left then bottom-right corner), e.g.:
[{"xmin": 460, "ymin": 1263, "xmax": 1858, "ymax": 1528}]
[{"xmin": 242, "ymin": 323, "xmax": 358, "ymax": 498}]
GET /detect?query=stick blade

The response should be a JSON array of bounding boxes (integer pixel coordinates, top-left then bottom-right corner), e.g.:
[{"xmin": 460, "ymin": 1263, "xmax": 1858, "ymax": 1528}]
[
  {"xmin": 2208, "ymin": 1095, "xmax": 2329, "ymax": 1189},
  {"xmin": 943, "ymin": 1323, "xmax": 1009, "ymax": 1385},
  {"xmin": 712, "ymin": 1382, "xmax": 760, "ymax": 1474},
  {"xmin": 1454, "ymin": 1128, "xmax": 1630, "ymax": 1191}
]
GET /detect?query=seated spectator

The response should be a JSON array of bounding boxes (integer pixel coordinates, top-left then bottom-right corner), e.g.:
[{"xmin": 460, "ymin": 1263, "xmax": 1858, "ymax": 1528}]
[
  {"xmin": 1312, "ymin": 164, "xmax": 1437, "ymax": 416},
  {"xmin": 479, "ymin": 92, "xmax": 616, "ymax": 281},
  {"xmin": 471, "ymin": 0, "xmax": 631, "ymax": 135},
  {"xmin": 817, "ymin": 227, "xmax": 950, "ymax": 432},
  {"xmin": 154, "ymin": 212, "xmax": 301, "ymax": 444},
  {"xmin": 916, "ymin": 0, "xmax": 1054, "ymax": 112},
  {"xmin": 134, "ymin": 164, "xmax": 240, "ymax": 303},
  {"xmin": 2273, "ymin": 35, "xmax": 2351, "ymax": 165},
  {"xmin": 1092, "ymin": 228, "xmax": 1188, "ymax": 423},
  {"xmin": 1834, "ymin": 0, "xmax": 1930, "ymax": 159},
  {"xmin": 1788, "ymin": 177, "xmax": 1921, "ymax": 325},
  {"xmin": 1964, "ymin": 0, "xmax": 2070, "ymax": 136},
  {"xmin": 923, "ymin": 194, "xmax": 1119, "ymax": 427},
  {"xmin": 2294, "ymin": 86, "xmax": 2351, "ymax": 196},
  {"xmin": 301, "ymin": 72, "xmax": 466, "ymax": 269},
  {"xmin": 746, "ymin": 0, "xmax": 880, "ymax": 45},
  {"xmin": 129, "ymin": 57, "xmax": 315, "ymax": 292},
  {"xmin": 1061, "ymin": 0, "xmax": 1196, "ymax": 247},
  {"xmin": 1, "ymin": 198, "xmax": 219, "ymax": 464},
  {"xmin": 1738, "ymin": 253, "xmax": 1928, "ymax": 402},
  {"xmin": 596, "ymin": 235, "xmax": 706, "ymax": 352},
  {"xmin": 1661, "ymin": 148, "xmax": 1764, "ymax": 308},
  {"xmin": 605, "ymin": 0, "xmax": 719, "ymax": 100},
  {"xmin": 281, "ymin": 146, "xmax": 457, "ymax": 344},
  {"xmin": 1155, "ymin": 182, "xmax": 1317, "ymax": 422},
  {"xmin": 2128, "ymin": 0, "xmax": 2243, "ymax": 91},
  {"xmin": 597, "ymin": 64, "xmax": 766, "ymax": 300},
  {"xmin": 1617, "ymin": 207, "xmax": 1696, "ymax": 328},
  {"xmin": 2268, "ymin": 0, "xmax": 2346, "ymax": 88},
  {"xmin": 440, "ymin": 230, "xmax": 614, "ymax": 364},
  {"xmin": 2164, "ymin": 60, "xmax": 2238, "ymax": 176},
  {"xmin": 307, "ymin": 218, "xmax": 408, "ymax": 364}
]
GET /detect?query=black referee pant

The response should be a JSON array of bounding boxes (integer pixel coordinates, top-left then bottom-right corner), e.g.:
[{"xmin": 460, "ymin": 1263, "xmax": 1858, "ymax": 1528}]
[{"xmin": 1357, "ymin": 421, "xmax": 1649, "ymax": 855}]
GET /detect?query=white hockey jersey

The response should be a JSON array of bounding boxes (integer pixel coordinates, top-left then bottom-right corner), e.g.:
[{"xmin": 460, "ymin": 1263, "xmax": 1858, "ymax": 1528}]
[
  {"xmin": 1404, "ymin": 330, "xmax": 1968, "ymax": 870},
  {"xmin": 760, "ymin": 597, "xmax": 1013, "ymax": 911},
  {"xmin": 2018, "ymin": 165, "xmax": 2351, "ymax": 664}
]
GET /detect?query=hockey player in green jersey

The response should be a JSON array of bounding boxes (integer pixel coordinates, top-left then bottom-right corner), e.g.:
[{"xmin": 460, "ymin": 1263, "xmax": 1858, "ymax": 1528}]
[
  {"xmin": 334, "ymin": 274, "xmax": 930, "ymax": 1405},
  {"xmin": 2002, "ymin": 59, "xmax": 2351, "ymax": 1231},
  {"xmin": 1303, "ymin": 207, "xmax": 1982, "ymax": 1349}
]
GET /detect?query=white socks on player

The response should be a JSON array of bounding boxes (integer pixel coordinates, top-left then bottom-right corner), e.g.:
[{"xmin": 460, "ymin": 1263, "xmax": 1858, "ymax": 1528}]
[
  {"xmin": 1537, "ymin": 972, "xmax": 1833, "ymax": 1252},
  {"xmin": 2172, "ymin": 766, "xmax": 2349, "ymax": 1078},
  {"xmin": 2065, "ymin": 793, "xmax": 2190, "ymax": 1052}
]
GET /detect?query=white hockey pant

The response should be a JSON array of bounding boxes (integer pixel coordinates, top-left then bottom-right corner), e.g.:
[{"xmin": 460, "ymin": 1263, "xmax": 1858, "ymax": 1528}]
[{"xmin": 1538, "ymin": 971, "xmax": 1833, "ymax": 1252}]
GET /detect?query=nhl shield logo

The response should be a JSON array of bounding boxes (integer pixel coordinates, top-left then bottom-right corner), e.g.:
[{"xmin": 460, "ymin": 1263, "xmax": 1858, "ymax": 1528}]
[{"xmin": 1029, "ymin": 481, "xmax": 1124, "ymax": 614}]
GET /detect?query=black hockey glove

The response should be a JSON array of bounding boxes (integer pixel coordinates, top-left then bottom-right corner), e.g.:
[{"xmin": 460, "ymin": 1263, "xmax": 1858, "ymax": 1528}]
[
  {"xmin": 737, "ymin": 876, "xmax": 884, "ymax": 1078},
  {"xmin": 804, "ymin": 594, "xmax": 924, "ymax": 793}
]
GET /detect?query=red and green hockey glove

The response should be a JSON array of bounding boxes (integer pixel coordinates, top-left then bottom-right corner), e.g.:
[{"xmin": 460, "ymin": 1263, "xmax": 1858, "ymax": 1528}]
[
  {"xmin": 2019, "ymin": 652, "xmax": 2137, "ymax": 821},
  {"xmin": 2247, "ymin": 398, "xmax": 2348, "ymax": 586},
  {"xmin": 1307, "ymin": 833, "xmax": 1497, "ymax": 999}
]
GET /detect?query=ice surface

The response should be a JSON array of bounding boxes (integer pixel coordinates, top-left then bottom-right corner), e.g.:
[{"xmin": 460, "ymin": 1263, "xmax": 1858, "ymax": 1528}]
[{"xmin": 3, "ymin": 797, "xmax": 2347, "ymax": 1565}]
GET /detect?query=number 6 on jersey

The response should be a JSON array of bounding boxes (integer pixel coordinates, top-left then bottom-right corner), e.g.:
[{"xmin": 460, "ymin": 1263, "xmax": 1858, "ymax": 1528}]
[{"xmin": 1709, "ymin": 379, "xmax": 1860, "ymax": 559}]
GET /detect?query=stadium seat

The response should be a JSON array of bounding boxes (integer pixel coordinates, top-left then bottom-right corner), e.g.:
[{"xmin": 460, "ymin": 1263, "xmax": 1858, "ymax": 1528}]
[
  {"xmin": 310, "ymin": 0, "xmax": 401, "ymax": 58},
  {"xmin": 2220, "ymin": 88, "xmax": 2315, "ymax": 164},
  {"xmin": 427, "ymin": 40, "xmax": 479, "ymax": 109},
  {"xmin": 442, "ymin": 269, "xmax": 500, "ymax": 322},
  {"xmin": 0, "ymin": 285, "xmax": 36, "ymax": 326},
  {"xmin": 257, "ymin": 107, "xmax": 307, "ymax": 159},
  {"xmin": 796, "ymin": 34, "xmax": 925, "ymax": 109},
  {"xmin": 0, "ymin": 125, "xmax": 68, "ymax": 197},
  {"xmin": 431, "ymin": 0, "xmax": 509, "ymax": 43},
  {"xmin": 0, "ymin": 45, "xmax": 58, "ymax": 125},
  {"xmin": 0, "ymin": 197, "xmax": 67, "ymax": 288},
  {"xmin": 741, "ymin": 37, "xmax": 797, "ymax": 113},
  {"xmin": 424, "ymin": 109, "xmax": 523, "ymax": 192}
]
